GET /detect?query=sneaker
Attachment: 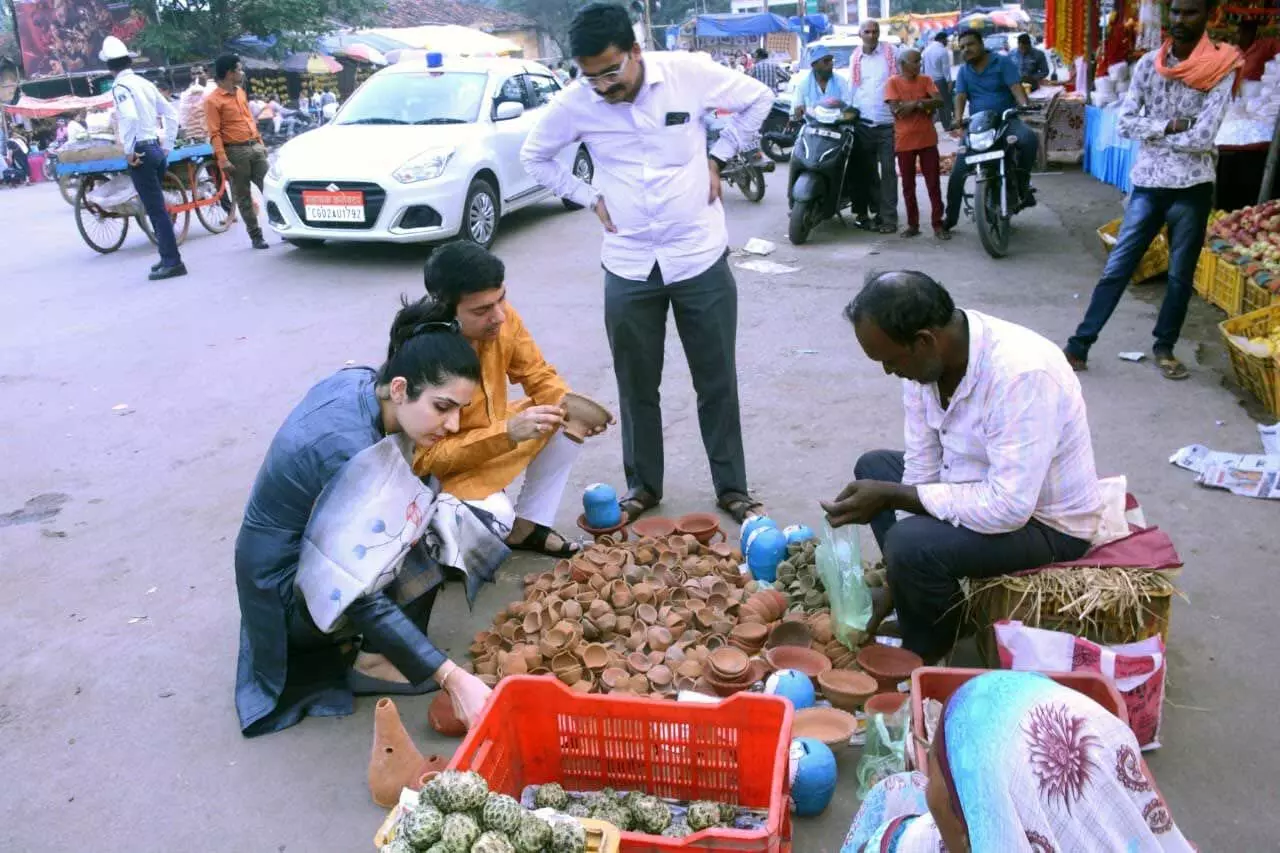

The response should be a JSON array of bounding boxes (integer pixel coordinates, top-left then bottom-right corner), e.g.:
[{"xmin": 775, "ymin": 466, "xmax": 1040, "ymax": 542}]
[
  {"xmin": 251, "ymin": 237, "xmax": 270, "ymax": 250},
  {"xmin": 148, "ymin": 262, "xmax": 188, "ymax": 281}
]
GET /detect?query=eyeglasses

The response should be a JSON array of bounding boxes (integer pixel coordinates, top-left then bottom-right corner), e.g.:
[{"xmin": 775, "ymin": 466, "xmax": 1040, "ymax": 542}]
[{"xmin": 578, "ymin": 54, "xmax": 631, "ymax": 87}]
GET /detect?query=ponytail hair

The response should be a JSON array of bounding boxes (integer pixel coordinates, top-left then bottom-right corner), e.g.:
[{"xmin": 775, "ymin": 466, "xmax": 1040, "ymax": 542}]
[{"xmin": 381, "ymin": 295, "xmax": 481, "ymax": 400}]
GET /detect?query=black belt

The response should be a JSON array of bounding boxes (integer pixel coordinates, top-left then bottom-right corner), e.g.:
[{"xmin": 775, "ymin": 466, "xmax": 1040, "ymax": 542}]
[{"xmin": 226, "ymin": 140, "xmax": 260, "ymax": 147}]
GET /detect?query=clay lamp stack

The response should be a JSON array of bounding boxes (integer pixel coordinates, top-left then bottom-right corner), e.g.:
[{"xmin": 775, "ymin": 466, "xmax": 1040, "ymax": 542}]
[{"xmin": 703, "ymin": 647, "xmax": 759, "ymax": 697}]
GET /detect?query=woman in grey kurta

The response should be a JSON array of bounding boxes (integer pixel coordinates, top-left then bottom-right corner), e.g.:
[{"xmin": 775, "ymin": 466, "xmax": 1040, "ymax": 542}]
[{"xmin": 234, "ymin": 300, "xmax": 508, "ymax": 736}]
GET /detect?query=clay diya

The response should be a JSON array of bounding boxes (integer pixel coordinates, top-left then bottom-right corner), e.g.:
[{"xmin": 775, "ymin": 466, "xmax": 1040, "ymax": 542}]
[
  {"xmin": 817, "ymin": 669, "xmax": 879, "ymax": 713},
  {"xmin": 856, "ymin": 645, "xmax": 924, "ymax": 692},
  {"xmin": 675, "ymin": 512, "xmax": 724, "ymax": 545},
  {"xmin": 708, "ymin": 646, "xmax": 750, "ymax": 681},
  {"xmin": 631, "ymin": 516, "xmax": 678, "ymax": 539},
  {"xmin": 561, "ymin": 392, "xmax": 613, "ymax": 443},
  {"xmin": 582, "ymin": 643, "xmax": 610, "ymax": 671}
]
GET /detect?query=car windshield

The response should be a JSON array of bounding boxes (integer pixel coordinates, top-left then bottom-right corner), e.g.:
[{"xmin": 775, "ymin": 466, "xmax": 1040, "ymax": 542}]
[
  {"xmin": 335, "ymin": 71, "xmax": 488, "ymax": 126},
  {"xmin": 804, "ymin": 45, "xmax": 856, "ymax": 69}
]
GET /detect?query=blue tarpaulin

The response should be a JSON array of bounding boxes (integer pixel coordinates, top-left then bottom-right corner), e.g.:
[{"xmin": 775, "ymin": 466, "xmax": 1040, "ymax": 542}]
[
  {"xmin": 694, "ymin": 13, "xmax": 793, "ymax": 38},
  {"xmin": 788, "ymin": 14, "xmax": 831, "ymax": 43}
]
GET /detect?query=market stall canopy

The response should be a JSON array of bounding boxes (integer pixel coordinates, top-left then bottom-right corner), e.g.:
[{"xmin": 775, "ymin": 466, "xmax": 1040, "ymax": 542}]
[
  {"xmin": 695, "ymin": 13, "xmax": 794, "ymax": 38},
  {"xmin": 315, "ymin": 31, "xmax": 413, "ymax": 56},
  {"xmin": 331, "ymin": 44, "xmax": 388, "ymax": 65},
  {"xmin": 361, "ymin": 26, "xmax": 521, "ymax": 56},
  {"xmin": 959, "ymin": 8, "xmax": 1029, "ymax": 31},
  {"xmin": 281, "ymin": 53, "xmax": 344, "ymax": 74},
  {"xmin": 4, "ymin": 92, "xmax": 113, "ymax": 118}
]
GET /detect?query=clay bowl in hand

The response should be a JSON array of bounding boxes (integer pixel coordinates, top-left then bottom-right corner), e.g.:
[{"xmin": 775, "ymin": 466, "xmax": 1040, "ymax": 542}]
[
  {"xmin": 428, "ymin": 690, "xmax": 467, "ymax": 737},
  {"xmin": 708, "ymin": 646, "xmax": 751, "ymax": 681},
  {"xmin": 793, "ymin": 706, "xmax": 859, "ymax": 753},
  {"xmin": 675, "ymin": 512, "xmax": 724, "ymax": 546},
  {"xmin": 631, "ymin": 516, "xmax": 678, "ymax": 539},
  {"xmin": 856, "ymin": 645, "xmax": 924, "ymax": 692},
  {"xmin": 816, "ymin": 669, "xmax": 879, "ymax": 713},
  {"xmin": 764, "ymin": 646, "xmax": 832, "ymax": 683},
  {"xmin": 561, "ymin": 392, "xmax": 613, "ymax": 443},
  {"xmin": 766, "ymin": 620, "xmax": 813, "ymax": 650}
]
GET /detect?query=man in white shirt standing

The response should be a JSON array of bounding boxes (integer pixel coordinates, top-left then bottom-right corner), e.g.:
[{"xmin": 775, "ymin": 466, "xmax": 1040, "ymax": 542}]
[
  {"xmin": 101, "ymin": 36, "xmax": 186, "ymax": 280},
  {"xmin": 921, "ymin": 32, "xmax": 953, "ymax": 130},
  {"xmin": 521, "ymin": 2, "xmax": 772, "ymax": 524},
  {"xmin": 822, "ymin": 271, "xmax": 1101, "ymax": 662},
  {"xmin": 849, "ymin": 20, "xmax": 900, "ymax": 233}
]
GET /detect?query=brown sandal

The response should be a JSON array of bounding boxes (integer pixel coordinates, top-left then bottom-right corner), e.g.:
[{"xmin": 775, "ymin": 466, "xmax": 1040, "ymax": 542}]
[
  {"xmin": 717, "ymin": 490, "xmax": 765, "ymax": 524},
  {"xmin": 1155, "ymin": 353, "xmax": 1189, "ymax": 380},
  {"xmin": 618, "ymin": 488, "xmax": 660, "ymax": 522}
]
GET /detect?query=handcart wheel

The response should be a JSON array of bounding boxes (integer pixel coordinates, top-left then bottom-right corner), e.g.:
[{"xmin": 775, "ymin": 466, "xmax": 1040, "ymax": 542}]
[
  {"xmin": 193, "ymin": 161, "xmax": 236, "ymax": 233},
  {"xmin": 137, "ymin": 171, "xmax": 191, "ymax": 247},
  {"xmin": 59, "ymin": 175, "xmax": 80, "ymax": 207},
  {"xmin": 74, "ymin": 173, "xmax": 129, "ymax": 254}
]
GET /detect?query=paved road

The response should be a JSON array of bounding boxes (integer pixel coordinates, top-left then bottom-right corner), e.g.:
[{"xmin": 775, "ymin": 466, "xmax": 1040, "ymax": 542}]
[{"xmin": 1, "ymin": 171, "xmax": 1275, "ymax": 852}]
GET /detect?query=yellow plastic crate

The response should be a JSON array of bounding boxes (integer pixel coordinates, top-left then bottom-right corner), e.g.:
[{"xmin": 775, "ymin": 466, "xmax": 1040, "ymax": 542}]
[
  {"xmin": 1097, "ymin": 218, "xmax": 1169, "ymax": 284},
  {"xmin": 1193, "ymin": 248, "xmax": 1216, "ymax": 300},
  {"xmin": 1241, "ymin": 277, "xmax": 1280, "ymax": 316},
  {"xmin": 1210, "ymin": 255, "xmax": 1246, "ymax": 316},
  {"xmin": 1219, "ymin": 305, "xmax": 1280, "ymax": 417}
]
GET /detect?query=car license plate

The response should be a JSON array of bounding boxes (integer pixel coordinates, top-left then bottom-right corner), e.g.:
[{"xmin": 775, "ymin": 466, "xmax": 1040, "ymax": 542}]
[
  {"xmin": 302, "ymin": 190, "xmax": 365, "ymax": 222},
  {"xmin": 966, "ymin": 150, "xmax": 1004, "ymax": 164}
]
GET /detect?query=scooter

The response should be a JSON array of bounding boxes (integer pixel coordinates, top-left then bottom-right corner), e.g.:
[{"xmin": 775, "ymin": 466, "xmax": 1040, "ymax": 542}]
[
  {"xmin": 706, "ymin": 112, "xmax": 773, "ymax": 203},
  {"xmin": 960, "ymin": 106, "xmax": 1036, "ymax": 258},
  {"xmin": 760, "ymin": 97, "xmax": 799, "ymax": 163},
  {"xmin": 787, "ymin": 101, "xmax": 859, "ymax": 245}
]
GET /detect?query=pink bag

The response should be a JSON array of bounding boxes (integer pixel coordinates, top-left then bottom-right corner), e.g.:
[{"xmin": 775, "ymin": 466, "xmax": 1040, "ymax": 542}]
[{"xmin": 994, "ymin": 620, "xmax": 1166, "ymax": 750}]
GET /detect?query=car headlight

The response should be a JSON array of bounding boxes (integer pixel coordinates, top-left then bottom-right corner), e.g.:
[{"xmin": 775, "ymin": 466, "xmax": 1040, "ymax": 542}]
[
  {"xmin": 393, "ymin": 148, "xmax": 455, "ymax": 183},
  {"xmin": 969, "ymin": 129, "xmax": 997, "ymax": 152}
]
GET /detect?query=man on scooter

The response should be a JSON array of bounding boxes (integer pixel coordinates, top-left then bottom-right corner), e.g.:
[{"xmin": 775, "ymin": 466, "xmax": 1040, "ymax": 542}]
[
  {"xmin": 788, "ymin": 47, "xmax": 853, "ymax": 204},
  {"xmin": 941, "ymin": 29, "xmax": 1037, "ymax": 237}
]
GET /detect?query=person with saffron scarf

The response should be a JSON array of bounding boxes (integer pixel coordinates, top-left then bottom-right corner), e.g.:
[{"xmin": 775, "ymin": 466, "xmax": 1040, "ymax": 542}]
[
  {"xmin": 1065, "ymin": 0, "xmax": 1239, "ymax": 381},
  {"xmin": 841, "ymin": 670, "xmax": 1195, "ymax": 852}
]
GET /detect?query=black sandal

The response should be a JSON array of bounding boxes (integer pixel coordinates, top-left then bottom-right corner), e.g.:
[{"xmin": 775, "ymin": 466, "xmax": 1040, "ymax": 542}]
[
  {"xmin": 717, "ymin": 490, "xmax": 765, "ymax": 524},
  {"xmin": 508, "ymin": 524, "xmax": 581, "ymax": 558},
  {"xmin": 618, "ymin": 488, "xmax": 660, "ymax": 522}
]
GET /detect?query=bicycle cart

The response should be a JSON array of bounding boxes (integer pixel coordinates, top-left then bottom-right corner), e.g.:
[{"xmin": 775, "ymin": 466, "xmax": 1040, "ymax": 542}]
[{"xmin": 55, "ymin": 142, "xmax": 237, "ymax": 254}]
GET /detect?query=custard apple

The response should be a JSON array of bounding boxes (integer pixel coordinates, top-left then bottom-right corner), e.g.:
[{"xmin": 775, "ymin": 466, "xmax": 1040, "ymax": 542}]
[
  {"xmin": 438, "ymin": 813, "xmax": 481, "ymax": 853},
  {"xmin": 470, "ymin": 830, "xmax": 516, "ymax": 853},
  {"xmin": 565, "ymin": 802, "xmax": 591, "ymax": 818},
  {"xmin": 533, "ymin": 782, "xmax": 569, "ymax": 810},
  {"xmin": 481, "ymin": 793, "xmax": 524, "ymax": 835},
  {"xmin": 621, "ymin": 790, "xmax": 646, "ymax": 812},
  {"xmin": 630, "ymin": 795, "xmax": 672, "ymax": 834},
  {"xmin": 717, "ymin": 802, "xmax": 737, "ymax": 824},
  {"xmin": 687, "ymin": 801, "xmax": 722, "ymax": 831},
  {"xmin": 402, "ymin": 802, "xmax": 446, "ymax": 847},
  {"xmin": 382, "ymin": 836, "xmax": 414, "ymax": 853},
  {"xmin": 429, "ymin": 771, "xmax": 490, "ymax": 814},
  {"xmin": 661, "ymin": 821, "xmax": 692, "ymax": 838},
  {"xmin": 591, "ymin": 800, "xmax": 631, "ymax": 832},
  {"xmin": 549, "ymin": 818, "xmax": 587, "ymax": 853},
  {"xmin": 512, "ymin": 813, "xmax": 552, "ymax": 853}
]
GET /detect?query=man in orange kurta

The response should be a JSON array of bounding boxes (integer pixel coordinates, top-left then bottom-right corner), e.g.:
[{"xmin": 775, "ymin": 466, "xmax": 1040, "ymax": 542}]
[{"xmin": 412, "ymin": 242, "xmax": 600, "ymax": 557}]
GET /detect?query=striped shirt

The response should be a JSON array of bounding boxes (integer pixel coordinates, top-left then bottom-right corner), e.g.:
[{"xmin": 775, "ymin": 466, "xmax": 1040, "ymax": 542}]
[
  {"xmin": 902, "ymin": 310, "xmax": 1103, "ymax": 542},
  {"xmin": 750, "ymin": 59, "xmax": 790, "ymax": 91}
]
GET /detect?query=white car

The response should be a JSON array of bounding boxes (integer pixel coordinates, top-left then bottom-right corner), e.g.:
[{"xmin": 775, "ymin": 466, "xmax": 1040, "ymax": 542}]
[{"xmin": 263, "ymin": 56, "xmax": 592, "ymax": 249}]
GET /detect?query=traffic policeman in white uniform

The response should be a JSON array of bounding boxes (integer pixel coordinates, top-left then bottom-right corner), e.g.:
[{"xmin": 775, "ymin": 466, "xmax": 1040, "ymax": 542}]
[{"xmin": 101, "ymin": 36, "xmax": 186, "ymax": 280}]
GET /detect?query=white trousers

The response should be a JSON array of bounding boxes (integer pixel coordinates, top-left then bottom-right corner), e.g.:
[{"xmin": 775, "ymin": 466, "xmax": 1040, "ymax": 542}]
[{"xmin": 466, "ymin": 432, "xmax": 581, "ymax": 535}]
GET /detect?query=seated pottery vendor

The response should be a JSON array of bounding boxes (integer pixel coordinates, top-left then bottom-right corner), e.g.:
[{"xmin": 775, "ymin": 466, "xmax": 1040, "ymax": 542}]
[
  {"xmin": 234, "ymin": 299, "xmax": 507, "ymax": 737},
  {"xmin": 823, "ymin": 271, "xmax": 1103, "ymax": 662},
  {"xmin": 842, "ymin": 670, "xmax": 1195, "ymax": 852},
  {"xmin": 413, "ymin": 242, "xmax": 610, "ymax": 557}
]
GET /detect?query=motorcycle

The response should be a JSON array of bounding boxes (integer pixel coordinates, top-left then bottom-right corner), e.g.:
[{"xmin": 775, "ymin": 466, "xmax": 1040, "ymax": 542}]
[
  {"xmin": 787, "ymin": 101, "xmax": 859, "ymax": 246},
  {"xmin": 706, "ymin": 112, "xmax": 773, "ymax": 203},
  {"xmin": 760, "ymin": 97, "xmax": 799, "ymax": 163},
  {"xmin": 258, "ymin": 108, "xmax": 314, "ymax": 147},
  {"xmin": 960, "ymin": 107, "xmax": 1036, "ymax": 258}
]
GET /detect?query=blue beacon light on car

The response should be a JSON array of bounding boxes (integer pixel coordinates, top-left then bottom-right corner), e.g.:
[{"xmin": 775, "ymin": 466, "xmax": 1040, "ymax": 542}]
[{"xmin": 427, "ymin": 51, "xmax": 444, "ymax": 68}]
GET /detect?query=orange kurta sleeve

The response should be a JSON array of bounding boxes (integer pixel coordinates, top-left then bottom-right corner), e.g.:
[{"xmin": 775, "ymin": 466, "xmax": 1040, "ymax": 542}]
[{"xmin": 504, "ymin": 307, "xmax": 569, "ymax": 405}]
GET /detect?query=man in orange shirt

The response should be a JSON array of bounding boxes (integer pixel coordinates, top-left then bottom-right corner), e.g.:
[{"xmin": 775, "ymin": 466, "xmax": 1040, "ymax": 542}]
[
  {"xmin": 206, "ymin": 53, "xmax": 270, "ymax": 250},
  {"xmin": 1238, "ymin": 18, "xmax": 1280, "ymax": 82},
  {"xmin": 885, "ymin": 50, "xmax": 946, "ymax": 240}
]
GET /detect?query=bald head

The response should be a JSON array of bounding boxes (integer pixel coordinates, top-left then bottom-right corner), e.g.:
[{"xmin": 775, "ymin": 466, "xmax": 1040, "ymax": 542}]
[
  {"xmin": 901, "ymin": 49, "xmax": 922, "ymax": 76},
  {"xmin": 845, "ymin": 271, "xmax": 959, "ymax": 385}
]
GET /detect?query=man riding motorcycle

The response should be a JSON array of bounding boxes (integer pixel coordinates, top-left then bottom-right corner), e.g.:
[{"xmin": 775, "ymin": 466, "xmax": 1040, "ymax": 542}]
[
  {"xmin": 788, "ymin": 46, "xmax": 852, "ymax": 204},
  {"xmin": 943, "ymin": 29, "xmax": 1038, "ymax": 237}
]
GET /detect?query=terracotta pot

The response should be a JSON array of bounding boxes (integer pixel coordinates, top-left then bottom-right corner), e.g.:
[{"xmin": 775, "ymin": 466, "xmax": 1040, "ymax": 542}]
[
  {"xmin": 595, "ymin": 612, "xmax": 618, "ymax": 636},
  {"xmin": 704, "ymin": 669, "xmax": 753, "ymax": 697},
  {"xmin": 628, "ymin": 651, "xmax": 653, "ymax": 673},
  {"xmin": 636, "ymin": 544, "xmax": 659, "ymax": 566},
  {"xmin": 588, "ymin": 599, "xmax": 612, "ymax": 620},
  {"xmin": 664, "ymin": 644, "xmax": 687, "ymax": 665},
  {"xmin": 675, "ymin": 676, "xmax": 699, "ymax": 693},
  {"xmin": 474, "ymin": 656, "xmax": 498, "ymax": 676},
  {"xmin": 521, "ymin": 611, "xmax": 543, "ymax": 636},
  {"xmin": 631, "ymin": 516, "xmax": 677, "ymax": 539},
  {"xmin": 708, "ymin": 646, "xmax": 750, "ymax": 680},
  {"xmin": 601, "ymin": 666, "xmax": 630, "ymax": 690},
  {"xmin": 676, "ymin": 659, "xmax": 704, "ymax": 680},
  {"xmin": 647, "ymin": 625, "xmax": 673, "ymax": 652},
  {"xmin": 817, "ymin": 669, "xmax": 878, "ymax": 713},
  {"xmin": 675, "ymin": 511, "xmax": 724, "ymax": 545},
  {"xmin": 520, "ymin": 645, "xmax": 543, "ymax": 670},
  {"xmin": 767, "ymin": 621, "xmax": 813, "ymax": 650},
  {"xmin": 704, "ymin": 634, "xmax": 729, "ymax": 651},
  {"xmin": 539, "ymin": 628, "xmax": 570, "ymax": 660},
  {"xmin": 808, "ymin": 612, "xmax": 834, "ymax": 645},
  {"xmin": 865, "ymin": 692, "xmax": 908, "ymax": 717},
  {"xmin": 602, "ymin": 562, "xmax": 624, "ymax": 582},
  {"xmin": 552, "ymin": 652, "xmax": 583, "ymax": 685},
  {"xmin": 501, "ymin": 651, "xmax": 529, "ymax": 675},
  {"xmin": 369, "ymin": 698, "xmax": 425, "ymax": 808},
  {"xmin": 647, "ymin": 649, "xmax": 666, "ymax": 667},
  {"xmin": 582, "ymin": 643, "xmax": 610, "ymax": 670},
  {"xmin": 625, "ymin": 630, "xmax": 646, "ymax": 652},
  {"xmin": 857, "ymin": 645, "xmax": 924, "ymax": 692},
  {"xmin": 793, "ymin": 706, "xmax": 859, "ymax": 753},
  {"xmin": 663, "ymin": 611, "xmax": 687, "ymax": 635},
  {"xmin": 765, "ymin": 646, "xmax": 832, "ymax": 682},
  {"xmin": 569, "ymin": 678, "xmax": 595, "ymax": 694},
  {"xmin": 636, "ymin": 603, "xmax": 659, "ymax": 625},
  {"xmin": 709, "ymin": 542, "xmax": 736, "ymax": 560},
  {"xmin": 648, "ymin": 664, "xmax": 673, "ymax": 689},
  {"xmin": 730, "ymin": 622, "xmax": 768, "ymax": 647},
  {"xmin": 412, "ymin": 754, "xmax": 449, "ymax": 791},
  {"xmin": 428, "ymin": 690, "xmax": 467, "ymax": 738}
]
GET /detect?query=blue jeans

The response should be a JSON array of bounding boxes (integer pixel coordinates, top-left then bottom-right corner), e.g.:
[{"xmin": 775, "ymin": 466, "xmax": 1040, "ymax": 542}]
[
  {"xmin": 944, "ymin": 116, "xmax": 1037, "ymax": 230},
  {"xmin": 129, "ymin": 141, "xmax": 182, "ymax": 268},
  {"xmin": 1067, "ymin": 182, "xmax": 1213, "ymax": 360}
]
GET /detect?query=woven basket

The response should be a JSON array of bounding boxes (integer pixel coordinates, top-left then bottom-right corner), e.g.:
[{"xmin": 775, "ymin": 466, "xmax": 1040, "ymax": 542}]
[
  {"xmin": 1096, "ymin": 218, "xmax": 1169, "ymax": 284},
  {"xmin": 1219, "ymin": 304, "xmax": 1280, "ymax": 417}
]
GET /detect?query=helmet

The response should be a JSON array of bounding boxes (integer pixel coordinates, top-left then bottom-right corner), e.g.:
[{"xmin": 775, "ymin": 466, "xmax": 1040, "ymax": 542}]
[{"xmin": 99, "ymin": 36, "xmax": 137, "ymax": 62}]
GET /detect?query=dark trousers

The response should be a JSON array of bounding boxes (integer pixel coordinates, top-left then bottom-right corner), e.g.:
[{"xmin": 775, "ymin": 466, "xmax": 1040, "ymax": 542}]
[
  {"xmin": 604, "ymin": 255, "xmax": 748, "ymax": 501},
  {"xmin": 897, "ymin": 146, "xmax": 944, "ymax": 232},
  {"xmin": 1066, "ymin": 182, "xmax": 1214, "ymax": 361},
  {"xmin": 944, "ymin": 116, "xmax": 1038, "ymax": 230},
  {"xmin": 856, "ymin": 449, "xmax": 1090, "ymax": 661},
  {"xmin": 854, "ymin": 123, "xmax": 898, "ymax": 228},
  {"xmin": 225, "ymin": 140, "xmax": 270, "ymax": 241},
  {"xmin": 130, "ymin": 141, "xmax": 182, "ymax": 268}
]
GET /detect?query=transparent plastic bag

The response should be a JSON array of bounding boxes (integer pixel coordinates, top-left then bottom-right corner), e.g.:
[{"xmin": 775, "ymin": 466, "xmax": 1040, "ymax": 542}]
[
  {"xmin": 814, "ymin": 521, "xmax": 873, "ymax": 647},
  {"xmin": 855, "ymin": 699, "xmax": 909, "ymax": 799}
]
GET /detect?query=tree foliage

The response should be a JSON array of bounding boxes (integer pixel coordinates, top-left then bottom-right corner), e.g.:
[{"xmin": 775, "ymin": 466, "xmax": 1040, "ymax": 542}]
[{"xmin": 129, "ymin": 0, "xmax": 380, "ymax": 62}]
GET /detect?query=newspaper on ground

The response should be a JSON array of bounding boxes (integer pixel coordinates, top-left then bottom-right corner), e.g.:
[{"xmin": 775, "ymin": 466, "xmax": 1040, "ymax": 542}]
[{"xmin": 1170, "ymin": 433, "xmax": 1280, "ymax": 500}]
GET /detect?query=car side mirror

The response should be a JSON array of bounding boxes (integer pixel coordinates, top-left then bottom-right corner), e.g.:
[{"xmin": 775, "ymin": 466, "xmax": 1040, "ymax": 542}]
[{"xmin": 494, "ymin": 101, "xmax": 524, "ymax": 121}]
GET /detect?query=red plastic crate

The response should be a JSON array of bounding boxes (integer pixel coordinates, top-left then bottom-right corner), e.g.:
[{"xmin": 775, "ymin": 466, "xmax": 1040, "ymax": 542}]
[
  {"xmin": 449, "ymin": 676, "xmax": 794, "ymax": 852},
  {"xmin": 908, "ymin": 667, "xmax": 1127, "ymax": 771}
]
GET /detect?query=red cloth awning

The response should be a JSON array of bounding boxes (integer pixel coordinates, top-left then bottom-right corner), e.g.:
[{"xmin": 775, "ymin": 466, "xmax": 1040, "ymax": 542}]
[{"xmin": 3, "ymin": 93, "xmax": 114, "ymax": 118}]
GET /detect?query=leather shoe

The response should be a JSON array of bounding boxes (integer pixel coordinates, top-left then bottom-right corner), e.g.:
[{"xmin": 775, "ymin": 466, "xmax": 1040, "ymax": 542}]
[
  {"xmin": 150, "ymin": 261, "xmax": 164, "ymax": 272},
  {"xmin": 251, "ymin": 237, "xmax": 270, "ymax": 250},
  {"xmin": 148, "ymin": 263, "xmax": 188, "ymax": 281}
]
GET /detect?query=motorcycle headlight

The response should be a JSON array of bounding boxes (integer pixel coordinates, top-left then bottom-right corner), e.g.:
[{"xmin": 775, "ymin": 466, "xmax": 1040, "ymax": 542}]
[
  {"xmin": 969, "ymin": 129, "xmax": 997, "ymax": 152},
  {"xmin": 393, "ymin": 148, "xmax": 455, "ymax": 184}
]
